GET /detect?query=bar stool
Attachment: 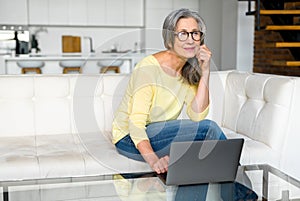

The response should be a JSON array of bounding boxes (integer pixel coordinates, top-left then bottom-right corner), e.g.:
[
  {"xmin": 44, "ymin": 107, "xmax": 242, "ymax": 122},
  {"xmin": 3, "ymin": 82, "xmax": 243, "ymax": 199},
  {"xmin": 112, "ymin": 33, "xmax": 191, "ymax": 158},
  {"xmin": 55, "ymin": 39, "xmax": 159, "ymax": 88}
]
[
  {"xmin": 97, "ymin": 60, "xmax": 123, "ymax": 74},
  {"xmin": 59, "ymin": 60, "xmax": 84, "ymax": 74},
  {"xmin": 17, "ymin": 61, "xmax": 45, "ymax": 74}
]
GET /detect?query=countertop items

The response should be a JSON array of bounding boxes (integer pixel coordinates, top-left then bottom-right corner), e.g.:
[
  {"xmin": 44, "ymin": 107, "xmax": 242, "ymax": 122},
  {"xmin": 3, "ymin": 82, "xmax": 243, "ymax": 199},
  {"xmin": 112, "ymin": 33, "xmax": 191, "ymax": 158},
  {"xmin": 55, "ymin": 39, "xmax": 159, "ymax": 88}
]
[{"xmin": 62, "ymin": 35, "xmax": 81, "ymax": 53}]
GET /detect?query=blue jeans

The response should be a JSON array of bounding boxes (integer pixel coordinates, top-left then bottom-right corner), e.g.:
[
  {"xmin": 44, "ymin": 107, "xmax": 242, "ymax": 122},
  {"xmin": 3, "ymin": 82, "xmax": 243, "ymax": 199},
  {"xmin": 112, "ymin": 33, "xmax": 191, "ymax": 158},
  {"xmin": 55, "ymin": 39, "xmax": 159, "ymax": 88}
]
[
  {"xmin": 115, "ymin": 119, "xmax": 227, "ymax": 162},
  {"xmin": 115, "ymin": 119, "xmax": 232, "ymax": 200}
]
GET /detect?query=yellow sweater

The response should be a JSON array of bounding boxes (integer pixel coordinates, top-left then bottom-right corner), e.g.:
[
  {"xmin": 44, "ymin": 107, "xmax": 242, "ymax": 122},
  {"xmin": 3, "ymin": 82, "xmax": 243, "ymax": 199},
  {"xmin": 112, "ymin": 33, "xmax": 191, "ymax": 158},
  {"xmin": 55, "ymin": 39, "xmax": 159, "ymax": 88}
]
[{"xmin": 112, "ymin": 55, "xmax": 209, "ymax": 147}]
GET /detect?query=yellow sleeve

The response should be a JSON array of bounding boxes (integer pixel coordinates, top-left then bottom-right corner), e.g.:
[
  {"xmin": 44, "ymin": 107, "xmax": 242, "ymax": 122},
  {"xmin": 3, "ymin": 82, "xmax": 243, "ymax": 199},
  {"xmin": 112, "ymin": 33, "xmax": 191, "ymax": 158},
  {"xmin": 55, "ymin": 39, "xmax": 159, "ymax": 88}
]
[
  {"xmin": 127, "ymin": 65, "xmax": 155, "ymax": 147},
  {"xmin": 129, "ymin": 85, "xmax": 153, "ymax": 147}
]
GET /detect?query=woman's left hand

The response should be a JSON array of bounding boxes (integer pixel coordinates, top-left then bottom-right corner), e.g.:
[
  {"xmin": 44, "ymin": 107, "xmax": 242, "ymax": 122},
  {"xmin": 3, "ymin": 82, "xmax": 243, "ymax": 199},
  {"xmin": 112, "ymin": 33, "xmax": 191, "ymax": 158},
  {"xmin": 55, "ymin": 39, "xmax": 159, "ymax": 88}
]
[{"xmin": 195, "ymin": 44, "xmax": 212, "ymax": 74}]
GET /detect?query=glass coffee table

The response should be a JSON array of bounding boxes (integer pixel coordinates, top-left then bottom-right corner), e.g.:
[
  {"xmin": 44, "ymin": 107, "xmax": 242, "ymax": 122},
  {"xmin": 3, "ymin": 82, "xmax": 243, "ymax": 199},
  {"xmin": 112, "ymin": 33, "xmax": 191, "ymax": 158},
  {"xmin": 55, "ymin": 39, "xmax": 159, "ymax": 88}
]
[{"xmin": 1, "ymin": 164, "xmax": 300, "ymax": 201}]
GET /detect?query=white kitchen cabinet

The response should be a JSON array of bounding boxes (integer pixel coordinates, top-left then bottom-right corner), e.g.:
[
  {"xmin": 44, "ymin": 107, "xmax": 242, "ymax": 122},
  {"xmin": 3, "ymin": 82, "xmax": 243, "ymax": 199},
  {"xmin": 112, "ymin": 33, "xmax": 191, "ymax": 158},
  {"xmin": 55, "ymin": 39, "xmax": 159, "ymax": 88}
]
[
  {"xmin": 173, "ymin": 0, "xmax": 199, "ymax": 10},
  {"xmin": 146, "ymin": 0, "xmax": 172, "ymax": 9},
  {"xmin": 48, "ymin": 0, "xmax": 69, "ymax": 25},
  {"xmin": 69, "ymin": 0, "xmax": 87, "ymax": 25},
  {"xmin": 106, "ymin": 0, "xmax": 125, "ymax": 26},
  {"xmin": 89, "ymin": 0, "xmax": 144, "ymax": 27},
  {"xmin": 0, "ymin": 0, "xmax": 28, "ymax": 25},
  {"xmin": 87, "ymin": 0, "xmax": 106, "ymax": 26},
  {"xmin": 29, "ymin": 0, "xmax": 87, "ymax": 26},
  {"xmin": 28, "ymin": 0, "xmax": 48, "ymax": 25},
  {"xmin": 124, "ymin": 0, "xmax": 144, "ymax": 26},
  {"xmin": 27, "ymin": 0, "xmax": 144, "ymax": 27}
]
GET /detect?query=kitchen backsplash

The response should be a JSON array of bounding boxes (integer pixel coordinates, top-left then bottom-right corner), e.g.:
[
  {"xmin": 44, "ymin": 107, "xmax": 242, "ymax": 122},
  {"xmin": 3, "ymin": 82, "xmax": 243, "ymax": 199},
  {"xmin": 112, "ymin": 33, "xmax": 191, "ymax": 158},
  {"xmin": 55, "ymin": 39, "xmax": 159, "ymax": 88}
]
[{"xmin": 29, "ymin": 26, "xmax": 143, "ymax": 55}]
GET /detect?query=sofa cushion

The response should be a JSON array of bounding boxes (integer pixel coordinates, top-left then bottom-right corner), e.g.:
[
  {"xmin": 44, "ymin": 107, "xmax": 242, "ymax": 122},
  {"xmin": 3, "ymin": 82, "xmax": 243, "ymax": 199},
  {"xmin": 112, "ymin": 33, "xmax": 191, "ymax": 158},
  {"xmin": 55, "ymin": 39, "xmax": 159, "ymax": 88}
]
[
  {"xmin": 222, "ymin": 127, "xmax": 280, "ymax": 168},
  {"xmin": 0, "ymin": 132, "xmax": 151, "ymax": 181}
]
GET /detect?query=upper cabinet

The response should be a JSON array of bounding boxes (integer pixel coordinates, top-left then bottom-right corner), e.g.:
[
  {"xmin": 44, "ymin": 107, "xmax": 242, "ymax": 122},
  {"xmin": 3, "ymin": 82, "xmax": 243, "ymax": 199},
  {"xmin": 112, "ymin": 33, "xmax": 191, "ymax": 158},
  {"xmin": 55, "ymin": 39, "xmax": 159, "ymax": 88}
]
[
  {"xmin": 28, "ymin": 0, "xmax": 144, "ymax": 27},
  {"xmin": 125, "ymin": 0, "xmax": 144, "ymax": 26},
  {"xmin": 48, "ymin": 0, "xmax": 69, "ymax": 25},
  {"xmin": 106, "ymin": 0, "xmax": 125, "ymax": 26},
  {"xmin": 173, "ymin": 0, "xmax": 199, "ymax": 10},
  {"xmin": 0, "ymin": 0, "xmax": 28, "ymax": 25},
  {"xmin": 28, "ymin": 0, "xmax": 48, "ymax": 25},
  {"xmin": 87, "ymin": 0, "xmax": 105, "ymax": 26},
  {"xmin": 68, "ymin": 0, "xmax": 88, "ymax": 25}
]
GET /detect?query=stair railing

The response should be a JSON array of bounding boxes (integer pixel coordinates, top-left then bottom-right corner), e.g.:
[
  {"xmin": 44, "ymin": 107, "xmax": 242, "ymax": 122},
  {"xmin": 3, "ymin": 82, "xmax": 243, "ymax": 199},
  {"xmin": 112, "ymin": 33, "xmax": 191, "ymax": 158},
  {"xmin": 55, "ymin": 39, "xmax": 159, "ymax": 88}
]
[{"xmin": 239, "ymin": 0, "xmax": 261, "ymax": 30}]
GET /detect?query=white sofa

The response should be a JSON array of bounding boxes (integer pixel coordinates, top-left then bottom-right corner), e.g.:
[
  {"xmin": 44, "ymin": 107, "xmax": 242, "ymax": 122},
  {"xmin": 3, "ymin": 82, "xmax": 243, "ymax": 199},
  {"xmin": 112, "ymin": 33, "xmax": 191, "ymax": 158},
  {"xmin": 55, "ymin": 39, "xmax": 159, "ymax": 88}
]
[{"xmin": 0, "ymin": 70, "xmax": 299, "ymax": 184}]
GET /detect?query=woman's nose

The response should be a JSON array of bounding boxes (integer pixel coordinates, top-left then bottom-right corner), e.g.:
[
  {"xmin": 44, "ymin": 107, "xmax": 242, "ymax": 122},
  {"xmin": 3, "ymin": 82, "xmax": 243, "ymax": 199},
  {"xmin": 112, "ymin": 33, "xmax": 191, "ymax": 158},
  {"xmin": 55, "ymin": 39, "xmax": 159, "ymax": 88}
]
[{"xmin": 186, "ymin": 36, "xmax": 195, "ymax": 44}]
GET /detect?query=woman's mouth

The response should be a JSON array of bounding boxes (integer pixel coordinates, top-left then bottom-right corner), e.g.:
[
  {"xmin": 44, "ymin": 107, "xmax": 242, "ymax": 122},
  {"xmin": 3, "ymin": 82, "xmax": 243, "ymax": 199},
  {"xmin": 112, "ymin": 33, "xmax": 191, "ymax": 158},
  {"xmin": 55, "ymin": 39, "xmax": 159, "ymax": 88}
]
[{"xmin": 184, "ymin": 47, "xmax": 195, "ymax": 52}]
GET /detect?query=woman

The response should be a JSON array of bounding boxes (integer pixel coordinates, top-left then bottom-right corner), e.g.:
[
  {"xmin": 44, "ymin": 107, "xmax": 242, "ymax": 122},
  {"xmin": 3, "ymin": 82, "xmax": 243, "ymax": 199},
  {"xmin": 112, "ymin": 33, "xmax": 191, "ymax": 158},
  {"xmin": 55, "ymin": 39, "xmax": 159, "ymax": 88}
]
[
  {"xmin": 111, "ymin": 8, "xmax": 258, "ymax": 201},
  {"xmin": 113, "ymin": 8, "xmax": 225, "ymax": 200},
  {"xmin": 112, "ymin": 8, "xmax": 226, "ymax": 174}
]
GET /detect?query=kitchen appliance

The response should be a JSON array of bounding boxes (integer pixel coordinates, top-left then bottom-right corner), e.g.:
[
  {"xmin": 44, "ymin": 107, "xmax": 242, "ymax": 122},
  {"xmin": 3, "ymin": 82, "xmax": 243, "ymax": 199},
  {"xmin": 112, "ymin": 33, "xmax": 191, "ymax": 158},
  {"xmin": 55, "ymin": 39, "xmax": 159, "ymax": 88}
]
[{"xmin": 0, "ymin": 30, "xmax": 29, "ymax": 55}]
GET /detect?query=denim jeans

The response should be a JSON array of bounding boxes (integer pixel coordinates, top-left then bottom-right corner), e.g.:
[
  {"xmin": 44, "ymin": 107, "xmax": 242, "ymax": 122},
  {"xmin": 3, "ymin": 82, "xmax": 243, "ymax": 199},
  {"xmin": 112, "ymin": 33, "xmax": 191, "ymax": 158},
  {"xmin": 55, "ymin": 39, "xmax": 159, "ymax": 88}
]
[
  {"xmin": 115, "ymin": 119, "xmax": 227, "ymax": 162},
  {"xmin": 115, "ymin": 119, "xmax": 234, "ymax": 201}
]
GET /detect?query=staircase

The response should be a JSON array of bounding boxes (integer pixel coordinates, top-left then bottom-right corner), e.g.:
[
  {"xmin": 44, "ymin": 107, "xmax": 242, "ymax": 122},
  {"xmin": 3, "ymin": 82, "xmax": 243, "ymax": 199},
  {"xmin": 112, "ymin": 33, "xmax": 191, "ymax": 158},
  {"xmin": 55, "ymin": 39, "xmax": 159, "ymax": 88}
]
[{"xmin": 240, "ymin": 0, "xmax": 300, "ymax": 76}]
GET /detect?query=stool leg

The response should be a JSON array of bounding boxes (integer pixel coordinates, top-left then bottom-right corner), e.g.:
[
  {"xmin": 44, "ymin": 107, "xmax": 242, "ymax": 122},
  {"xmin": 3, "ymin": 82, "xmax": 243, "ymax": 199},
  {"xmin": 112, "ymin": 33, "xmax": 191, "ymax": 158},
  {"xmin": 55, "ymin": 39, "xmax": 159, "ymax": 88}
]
[
  {"xmin": 36, "ymin": 68, "xmax": 42, "ymax": 74},
  {"xmin": 22, "ymin": 68, "xmax": 42, "ymax": 74},
  {"xmin": 100, "ymin": 67, "xmax": 108, "ymax": 73},
  {"xmin": 100, "ymin": 66, "xmax": 120, "ymax": 74},
  {"xmin": 63, "ymin": 67, "xmax": 81, "ymax": 74}
]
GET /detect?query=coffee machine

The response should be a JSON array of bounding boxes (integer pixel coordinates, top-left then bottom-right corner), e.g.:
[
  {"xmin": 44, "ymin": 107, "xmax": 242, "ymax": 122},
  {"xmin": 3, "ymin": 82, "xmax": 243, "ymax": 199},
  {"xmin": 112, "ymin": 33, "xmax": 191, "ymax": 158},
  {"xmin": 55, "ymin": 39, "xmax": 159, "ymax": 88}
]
[{"xmin": 14, "ymin": 31, "xmax": 29, "ymax": 55}]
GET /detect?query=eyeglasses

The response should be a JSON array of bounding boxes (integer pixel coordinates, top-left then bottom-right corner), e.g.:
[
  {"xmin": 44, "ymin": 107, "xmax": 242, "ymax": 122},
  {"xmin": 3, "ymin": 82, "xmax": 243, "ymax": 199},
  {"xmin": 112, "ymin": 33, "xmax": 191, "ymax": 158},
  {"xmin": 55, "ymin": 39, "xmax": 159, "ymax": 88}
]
[{"xmin": 174, "ymin": 31, "xmax": 203, "ymax": 42}]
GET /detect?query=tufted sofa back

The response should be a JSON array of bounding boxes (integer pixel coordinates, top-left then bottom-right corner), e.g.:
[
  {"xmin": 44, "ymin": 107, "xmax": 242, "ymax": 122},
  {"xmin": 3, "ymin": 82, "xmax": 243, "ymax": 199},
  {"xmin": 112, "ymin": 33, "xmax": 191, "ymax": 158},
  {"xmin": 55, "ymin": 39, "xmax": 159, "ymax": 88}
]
[
  {"xmin": 222, "ymin": 71, "xmax": 295, "ymax": 152},
  {"xmin": 0, "ymin": 72, "xmax": 295, "ymax": 147},
  {"xmin": 0, "ymin": 74, "xmax": 130, "ymax": 138}
]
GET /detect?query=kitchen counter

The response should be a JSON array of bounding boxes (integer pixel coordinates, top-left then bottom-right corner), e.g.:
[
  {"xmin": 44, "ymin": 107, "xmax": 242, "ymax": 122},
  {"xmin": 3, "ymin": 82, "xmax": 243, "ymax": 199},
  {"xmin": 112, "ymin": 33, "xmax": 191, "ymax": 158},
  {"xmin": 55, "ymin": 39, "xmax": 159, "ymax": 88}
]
[
  {"xmin": 5, "ymin": 52, "xmax": 144, "ymax": 60},
  {"xmin": 1, "ymin": 52, "xmax": 147, "ymax": 74}
]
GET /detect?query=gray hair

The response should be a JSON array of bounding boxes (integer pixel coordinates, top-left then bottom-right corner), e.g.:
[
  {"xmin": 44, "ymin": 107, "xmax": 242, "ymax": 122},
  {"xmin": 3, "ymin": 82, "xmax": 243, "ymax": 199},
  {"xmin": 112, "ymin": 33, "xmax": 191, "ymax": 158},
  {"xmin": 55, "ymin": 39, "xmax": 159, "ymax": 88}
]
[{"xmin": 162, "ymin": 8, "xmax": 207, "ymax": 85}]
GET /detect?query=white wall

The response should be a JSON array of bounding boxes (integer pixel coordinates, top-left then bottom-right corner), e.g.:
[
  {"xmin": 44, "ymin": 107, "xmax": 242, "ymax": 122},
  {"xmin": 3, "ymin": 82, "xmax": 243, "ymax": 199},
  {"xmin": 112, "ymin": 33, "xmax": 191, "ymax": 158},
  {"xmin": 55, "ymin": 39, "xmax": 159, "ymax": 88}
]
[
  {"xmin": 199, "ymin": 0, "xmax": 223, "ymax": 71},
  {"xmin": 221, "ymin": 0, "xmax": 238, "ymax": 70},
  {"xmin": 236, "ymin": 2, "xmax": 255, "ymax": 72}
]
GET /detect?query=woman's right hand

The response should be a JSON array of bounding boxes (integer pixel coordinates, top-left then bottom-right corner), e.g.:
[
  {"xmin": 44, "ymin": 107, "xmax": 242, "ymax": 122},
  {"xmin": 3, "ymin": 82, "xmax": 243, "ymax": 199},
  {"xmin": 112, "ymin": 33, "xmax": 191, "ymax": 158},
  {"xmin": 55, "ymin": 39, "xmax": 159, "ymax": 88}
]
[
  {"xmin": 150, "ymin": 155, "xmax": 170, "ymax": 174},
  {"xmin": 137, "ymin": 140, "xmax": 169, "ymax": 174}
]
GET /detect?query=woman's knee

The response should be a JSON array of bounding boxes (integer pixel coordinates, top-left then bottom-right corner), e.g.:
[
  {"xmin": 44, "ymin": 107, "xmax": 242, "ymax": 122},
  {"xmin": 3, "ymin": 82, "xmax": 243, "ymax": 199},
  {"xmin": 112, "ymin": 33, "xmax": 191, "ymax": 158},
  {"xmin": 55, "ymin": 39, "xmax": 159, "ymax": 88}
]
[
  {"xmin": 196, "ymin": 119, "xmax": 226, "ymax": 140},
  {"xmin": 198, "ymin": 119, "xmax": 218, "ymax": 128}
]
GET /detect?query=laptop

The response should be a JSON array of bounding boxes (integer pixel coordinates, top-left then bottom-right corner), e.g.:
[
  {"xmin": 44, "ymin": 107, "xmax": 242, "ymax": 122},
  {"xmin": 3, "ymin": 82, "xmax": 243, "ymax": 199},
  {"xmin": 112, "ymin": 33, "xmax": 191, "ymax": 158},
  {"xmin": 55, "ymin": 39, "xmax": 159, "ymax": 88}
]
[{"xmin": 157, "ymin": 138, "xmax": 244, "ymax": 186}]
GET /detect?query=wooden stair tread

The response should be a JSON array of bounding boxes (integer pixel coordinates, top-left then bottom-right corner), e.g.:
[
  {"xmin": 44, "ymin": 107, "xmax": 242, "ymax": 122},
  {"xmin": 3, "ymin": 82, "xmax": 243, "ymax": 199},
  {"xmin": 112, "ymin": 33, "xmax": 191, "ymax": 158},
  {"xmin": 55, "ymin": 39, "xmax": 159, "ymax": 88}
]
[
  {"xmin": 265, "ymin": 25, "xmax": 300, "ymax": 30},
  {"xmin": 272, "ymin": 61, "xmax": 300, "ymax": 66},
  {"xmin": 264, "ymin": 42, "xmax": 300, "ymax": 47},
  {"xmin": 260, "ymin": 10, "xmax": 300, "ymax": 15}
]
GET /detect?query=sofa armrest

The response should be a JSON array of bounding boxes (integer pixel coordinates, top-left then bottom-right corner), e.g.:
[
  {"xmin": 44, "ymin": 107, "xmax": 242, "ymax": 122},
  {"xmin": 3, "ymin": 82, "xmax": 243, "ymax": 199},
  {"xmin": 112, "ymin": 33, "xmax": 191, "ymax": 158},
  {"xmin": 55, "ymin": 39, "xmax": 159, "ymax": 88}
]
[{"xmin": 281, "ymin": 77, "xmax": 300, "ymax": 181}]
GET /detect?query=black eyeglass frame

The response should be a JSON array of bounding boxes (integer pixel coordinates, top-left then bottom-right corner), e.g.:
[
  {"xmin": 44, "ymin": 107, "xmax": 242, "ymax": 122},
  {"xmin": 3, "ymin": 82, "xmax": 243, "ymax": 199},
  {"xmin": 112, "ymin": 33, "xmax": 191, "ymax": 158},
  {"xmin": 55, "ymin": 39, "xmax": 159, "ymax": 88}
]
[{"xmin": 174, "ymin": 31, "xmax": 203, "ymax": 42}]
